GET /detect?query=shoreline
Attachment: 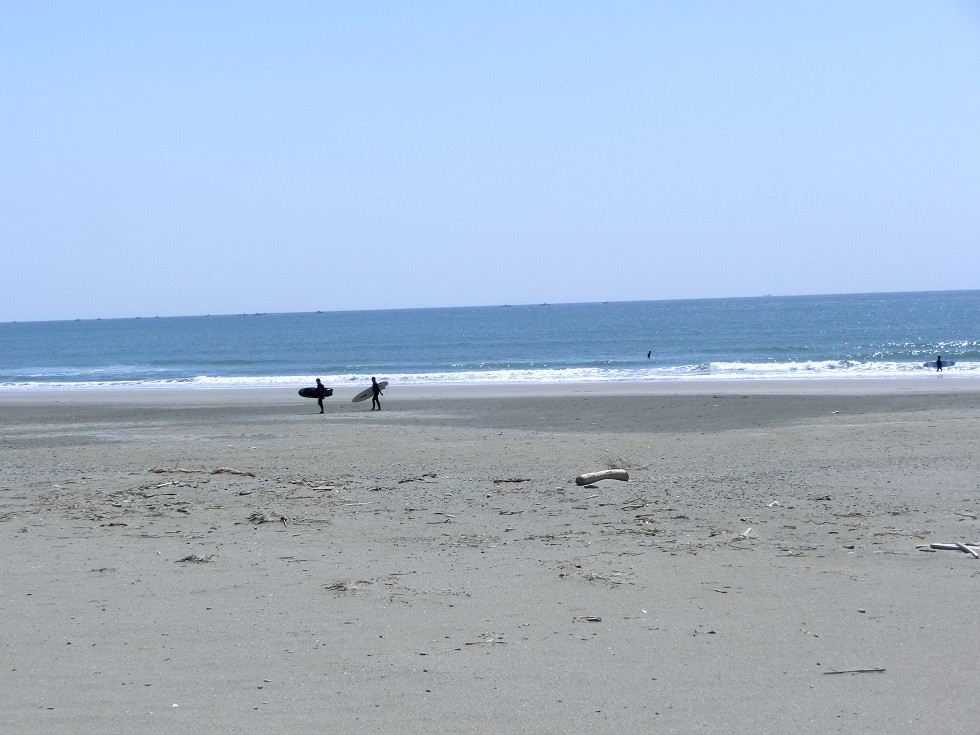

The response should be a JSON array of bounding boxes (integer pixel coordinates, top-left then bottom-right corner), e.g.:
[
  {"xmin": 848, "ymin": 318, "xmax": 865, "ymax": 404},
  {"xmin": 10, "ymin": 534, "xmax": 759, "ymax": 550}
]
[{"xmin": 2, "ymin": 374, "xmax": 979, "ymax": 405}]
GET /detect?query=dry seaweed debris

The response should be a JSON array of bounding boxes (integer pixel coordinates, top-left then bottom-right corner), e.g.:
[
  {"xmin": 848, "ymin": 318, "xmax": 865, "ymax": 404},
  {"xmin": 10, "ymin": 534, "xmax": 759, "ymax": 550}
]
[
  {"xmin": 600, "ymin": 455, "xmax": 651, "ymax": 471},
  {"xmin": 246, "ymin": 511, "xmax": 286, "ymax": 525},
  {"xmin": 324, "ymin": 580, "xmax": 371, "ymax": 593},
  {"xmin": 398, "ymin": 473, "xmax": 437, "ymax": 484},
  {"xmin": 175, "ymin": 554, "xmax": 214, "ymax": 563},
  {"xmin": 151, "ymin": 466, "xmax": 255, "ymax": 477}
]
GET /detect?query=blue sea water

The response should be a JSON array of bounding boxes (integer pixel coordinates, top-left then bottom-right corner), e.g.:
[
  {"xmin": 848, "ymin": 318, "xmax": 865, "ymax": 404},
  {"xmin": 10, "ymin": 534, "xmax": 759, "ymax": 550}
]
[{"xmin": 1, "ymin": 292, "xmax": 977, "ymax": 391}]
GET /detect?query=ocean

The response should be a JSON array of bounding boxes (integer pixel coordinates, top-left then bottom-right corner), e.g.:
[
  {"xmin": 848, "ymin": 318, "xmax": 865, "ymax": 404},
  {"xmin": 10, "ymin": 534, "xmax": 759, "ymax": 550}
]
[{"xmin": 1, "ymin": 291, "xmax": 977, "ymax": 391}]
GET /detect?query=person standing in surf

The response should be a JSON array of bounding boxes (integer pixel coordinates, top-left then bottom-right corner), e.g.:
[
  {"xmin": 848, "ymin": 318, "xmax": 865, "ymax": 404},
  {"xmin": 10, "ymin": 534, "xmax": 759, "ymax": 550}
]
[
  {"xmin": 315, "ymin": 378, "xmax": 328, "ymax": 413},
  {"xmin": 371, "ymin": 376, "xmax": 383, "ymax": 411},
  {"xmin": 936, "ymin": 355, "xmax": 943, "ymax": 372}
]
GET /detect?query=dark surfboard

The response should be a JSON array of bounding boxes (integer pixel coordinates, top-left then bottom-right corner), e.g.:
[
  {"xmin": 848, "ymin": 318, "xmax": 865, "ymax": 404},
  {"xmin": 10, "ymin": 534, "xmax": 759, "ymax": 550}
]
[{"xmin": 299, "ymin": 386, "xmax": 333, "ymax": 398}]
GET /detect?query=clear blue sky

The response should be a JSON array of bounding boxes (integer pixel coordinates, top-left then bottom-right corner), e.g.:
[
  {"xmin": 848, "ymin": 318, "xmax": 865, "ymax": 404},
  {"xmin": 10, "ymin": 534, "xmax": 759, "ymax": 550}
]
[{"xmin": 3, "ymin": 1, "xmax": 979, "ymax": 321}]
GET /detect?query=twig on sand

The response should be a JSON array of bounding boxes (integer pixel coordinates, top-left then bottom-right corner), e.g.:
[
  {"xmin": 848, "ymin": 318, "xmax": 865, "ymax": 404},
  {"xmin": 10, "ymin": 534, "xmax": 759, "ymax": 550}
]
[
  {"xmin": 493, "ymin": 478, "xmax": 531, "ymax": 484},
  {"xmin": 211, "ymin": 467, "xmax": 256, "ymax": 477},
  {"xmin": 823, "ymin": 668, "xmax": 885, "ymax": 675},
  {"xmin": 398, "ymin": 473, "xmax": 437, "ymax": 484},
  {"xmin": 572, "ymin": 615, "xmax": 602, "ymax": 622}
]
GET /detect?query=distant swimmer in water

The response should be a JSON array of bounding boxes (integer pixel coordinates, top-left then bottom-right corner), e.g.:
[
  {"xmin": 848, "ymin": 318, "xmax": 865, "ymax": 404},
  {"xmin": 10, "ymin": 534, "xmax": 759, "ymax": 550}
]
[
  {"xmin": 371, "ymin": 376, "xmax": 383, "ymax": 411},
  {"xmin": 936, "ymin": 355, "xmax": 943, "ymax": 372},
  {"xmin": 647, "ymin": 351, "xmax": 651, "ymax": 359}
]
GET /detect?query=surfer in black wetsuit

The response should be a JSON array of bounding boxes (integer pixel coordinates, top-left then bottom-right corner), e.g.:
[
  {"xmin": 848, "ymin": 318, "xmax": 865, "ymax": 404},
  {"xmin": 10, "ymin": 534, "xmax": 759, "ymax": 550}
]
[
  {"xmin": 371, "ymin": 376, "xmax": 382, "ymax": 411},
  {"xmin": 936, "ymin": 355, "xmax": 943, "ymax": 372},
  {"xmin": 315, "ymin": 378, "xmax": 327, "ymax": 413}
]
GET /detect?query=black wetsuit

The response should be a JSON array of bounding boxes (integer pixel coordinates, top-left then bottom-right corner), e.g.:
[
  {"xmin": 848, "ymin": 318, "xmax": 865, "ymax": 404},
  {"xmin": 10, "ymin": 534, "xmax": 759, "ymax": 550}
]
[
  {"xmin": 371, "ymin": 379, "xmax": 382, "ymax": 411},
  {"xmin": 315, "ymin": 380, "xmax": 327, "ymax": 412}
]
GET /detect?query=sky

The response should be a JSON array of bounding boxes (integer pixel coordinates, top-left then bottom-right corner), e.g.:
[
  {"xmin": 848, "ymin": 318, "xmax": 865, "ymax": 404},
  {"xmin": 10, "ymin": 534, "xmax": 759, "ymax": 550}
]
[{"xmin": 2, "ymin": 1, "xmax": 979, "ymax": 322}]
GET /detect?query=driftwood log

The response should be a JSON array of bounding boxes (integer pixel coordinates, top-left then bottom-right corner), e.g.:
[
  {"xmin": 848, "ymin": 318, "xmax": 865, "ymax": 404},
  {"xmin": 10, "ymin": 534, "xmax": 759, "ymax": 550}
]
[
  {"xmin": 926, "ymin": 543, "xmax": 980, "ymax": 558},
  {"xmin": 575, "ymin": 469, "xmax": 629, "ymax": 486}
]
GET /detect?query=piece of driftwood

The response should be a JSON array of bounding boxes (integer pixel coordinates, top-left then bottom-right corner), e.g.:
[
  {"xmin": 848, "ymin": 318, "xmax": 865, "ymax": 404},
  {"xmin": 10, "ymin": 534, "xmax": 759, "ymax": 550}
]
[
  {"xmin": 575, "ymin": 469, "xmax": 629, "ymax": 486},
  {"xmin": 927, "ymin": 543, "xmax": 980, "ymax": 557},
  {"xmin": 211, "ymin": 467, "xmax": 256, "ymax": 477},
  {"xmin": 955, "ymin": 542, "xmax": 980, "ymax": 559}
]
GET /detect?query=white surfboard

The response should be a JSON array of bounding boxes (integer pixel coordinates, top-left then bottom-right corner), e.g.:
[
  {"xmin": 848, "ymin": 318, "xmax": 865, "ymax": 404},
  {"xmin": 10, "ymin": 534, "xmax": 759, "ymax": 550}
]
[{"xmin": 352, "ymin": 380, "xmax": 388, "ymax": 402}]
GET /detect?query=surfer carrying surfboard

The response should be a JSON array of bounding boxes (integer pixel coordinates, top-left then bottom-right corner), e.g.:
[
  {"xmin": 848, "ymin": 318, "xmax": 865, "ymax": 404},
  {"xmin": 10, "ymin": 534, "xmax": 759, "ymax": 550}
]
[
  {"xmin": 315, "ymin": 378, "xmax": 328, "ymax": 413},
  {"xmin": 371, "ymin": 377, "xmax": 383, "ymax": 411},
  {"xmin": 936, "ymin": 355, "xmax": 943, "ymax": 372}
]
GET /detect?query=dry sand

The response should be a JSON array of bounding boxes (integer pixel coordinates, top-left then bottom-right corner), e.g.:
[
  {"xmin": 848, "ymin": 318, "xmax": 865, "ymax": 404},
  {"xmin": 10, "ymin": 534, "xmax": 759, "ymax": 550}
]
[{"xmin": 2, "ymin": 380, "xmax": 979, "ymax": 733}]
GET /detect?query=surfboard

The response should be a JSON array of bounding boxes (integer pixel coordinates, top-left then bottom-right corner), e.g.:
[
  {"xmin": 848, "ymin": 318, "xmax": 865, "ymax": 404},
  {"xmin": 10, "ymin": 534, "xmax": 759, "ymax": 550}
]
[
  {"xmin": 923, "ymin": 360, "xmax": 954, "ymax": 369},
  {"xmin": 299, "ymin": 386, "xmax": 333, "ymax": 399},
  {"xmin": 352, "ymin": 381, "xmax": 388, "ymax": 403}
]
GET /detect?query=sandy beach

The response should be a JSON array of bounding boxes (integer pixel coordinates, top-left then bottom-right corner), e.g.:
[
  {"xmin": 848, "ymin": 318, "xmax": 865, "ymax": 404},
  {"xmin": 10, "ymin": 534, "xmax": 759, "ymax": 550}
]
[{"xmin": 2, "ymin": 379, "xmax": 979, "ymax": 733}]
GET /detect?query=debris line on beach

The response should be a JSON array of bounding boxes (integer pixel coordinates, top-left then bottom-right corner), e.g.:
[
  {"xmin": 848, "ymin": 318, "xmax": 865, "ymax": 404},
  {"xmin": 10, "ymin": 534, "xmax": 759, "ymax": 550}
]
[{"xmin": 150, "ymin": 465, "xmax": 255, "ymax": 477}]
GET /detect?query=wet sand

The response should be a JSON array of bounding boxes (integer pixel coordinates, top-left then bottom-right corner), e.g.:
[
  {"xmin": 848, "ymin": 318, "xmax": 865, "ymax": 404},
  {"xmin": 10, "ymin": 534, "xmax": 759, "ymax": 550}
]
[{"xmin": 2, "ymin": 379, "xmax": 979, "ymax": 733}]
